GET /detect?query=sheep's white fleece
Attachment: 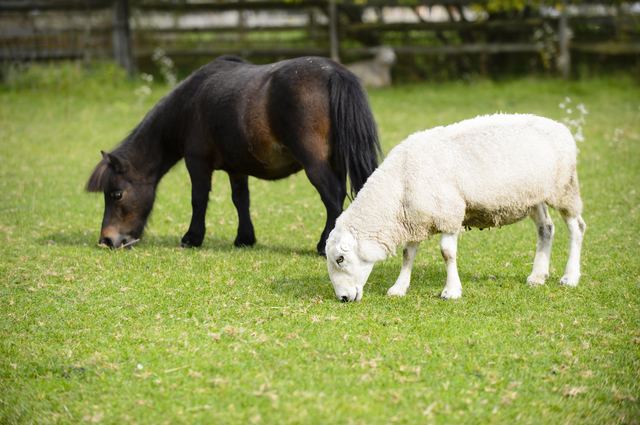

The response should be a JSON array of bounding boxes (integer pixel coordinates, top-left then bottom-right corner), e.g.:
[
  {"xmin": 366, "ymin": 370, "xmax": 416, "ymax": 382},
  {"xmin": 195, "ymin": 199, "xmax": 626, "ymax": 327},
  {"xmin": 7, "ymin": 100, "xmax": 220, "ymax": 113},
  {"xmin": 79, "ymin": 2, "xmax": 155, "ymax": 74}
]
[{"xmin": 334, "ymin": 113, "xmax": 582, "ymax": 263}]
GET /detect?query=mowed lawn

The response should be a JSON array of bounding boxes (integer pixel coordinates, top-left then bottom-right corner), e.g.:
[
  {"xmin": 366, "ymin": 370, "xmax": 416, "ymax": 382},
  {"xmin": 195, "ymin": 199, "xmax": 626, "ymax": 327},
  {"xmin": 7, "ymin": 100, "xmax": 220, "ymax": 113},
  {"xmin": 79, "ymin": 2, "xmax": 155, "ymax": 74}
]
[{"xmin": 1, "ymin": 71, "xmax": 639, "ymax": 424}]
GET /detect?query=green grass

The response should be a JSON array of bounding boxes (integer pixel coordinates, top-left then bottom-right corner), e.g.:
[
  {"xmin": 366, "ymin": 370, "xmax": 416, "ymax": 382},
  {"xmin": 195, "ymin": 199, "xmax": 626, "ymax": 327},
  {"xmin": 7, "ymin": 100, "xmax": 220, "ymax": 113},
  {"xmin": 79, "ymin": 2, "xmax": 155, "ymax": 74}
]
[{"xmin": 1, "ymin": 70, "xmax": 639, "ymax": 424}]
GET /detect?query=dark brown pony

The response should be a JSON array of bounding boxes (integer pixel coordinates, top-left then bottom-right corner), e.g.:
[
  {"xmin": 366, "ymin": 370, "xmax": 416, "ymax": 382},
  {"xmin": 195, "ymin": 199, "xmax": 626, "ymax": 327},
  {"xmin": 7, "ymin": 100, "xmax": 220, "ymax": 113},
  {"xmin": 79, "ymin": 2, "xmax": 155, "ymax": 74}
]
[{"xmin": 86, "ymin": 55, "xmax": 381, "ymax": 255}]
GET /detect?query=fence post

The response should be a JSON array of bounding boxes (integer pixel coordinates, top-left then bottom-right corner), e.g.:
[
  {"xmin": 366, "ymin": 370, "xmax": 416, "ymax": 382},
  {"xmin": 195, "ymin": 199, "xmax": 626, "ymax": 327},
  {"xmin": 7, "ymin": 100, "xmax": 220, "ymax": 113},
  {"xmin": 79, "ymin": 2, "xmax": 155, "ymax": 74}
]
[
  {"xmin": 113, "ymin": 0, "xmax": 135, "ymax": 77},
  {"xmin": 329, "ymin": 0, "xmax": 340, "ymax": 62},
  {"xmin": 558, "ymin": 0, "xmax": 571, "ymax": 79}
]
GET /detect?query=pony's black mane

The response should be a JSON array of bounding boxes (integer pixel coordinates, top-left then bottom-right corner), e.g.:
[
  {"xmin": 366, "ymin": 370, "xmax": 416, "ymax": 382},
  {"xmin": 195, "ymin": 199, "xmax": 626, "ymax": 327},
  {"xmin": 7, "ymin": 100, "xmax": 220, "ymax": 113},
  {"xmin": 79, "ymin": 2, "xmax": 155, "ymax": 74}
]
[
  {"xmin": 217, "ymin": 55, "xmax": 248, "ymax": 64},
  {"xmin": 86, "ymin": 158, "xmax": 118, "ymax": 192},
  {"xmin": 86, "ymin": 77, "xmax": 186, "ymax": 194},
  {"xmin": 89, "ymin": 55, "xmax": 249, "ymax": 195}
]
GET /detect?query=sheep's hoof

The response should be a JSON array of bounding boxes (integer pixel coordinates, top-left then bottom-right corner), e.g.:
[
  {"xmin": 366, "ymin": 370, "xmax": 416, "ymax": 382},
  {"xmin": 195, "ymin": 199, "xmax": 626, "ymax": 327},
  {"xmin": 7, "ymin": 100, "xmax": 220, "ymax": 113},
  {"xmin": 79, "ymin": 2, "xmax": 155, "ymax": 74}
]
[
  {"xmin": 387, "ymin": 286, "xmax": 407, "ymax": 297},
  {"xmin": 440, "ymin": 289, "xmax": 461, "ymax": 300},
  {"xmin": 526, "ymin": 274, "xmax": 547, "ymax": 286},
  {"xmin": 559, "ymin": 274, "xmax": 580, "ymax": 287}
]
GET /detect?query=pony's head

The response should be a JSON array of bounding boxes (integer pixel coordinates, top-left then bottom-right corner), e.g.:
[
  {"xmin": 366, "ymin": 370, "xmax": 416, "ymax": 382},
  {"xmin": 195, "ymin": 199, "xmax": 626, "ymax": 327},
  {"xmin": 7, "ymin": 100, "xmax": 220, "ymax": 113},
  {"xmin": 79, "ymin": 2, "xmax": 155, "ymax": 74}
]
[
  {"xmin": 86, "ymin": 151, "xmax": 156, "ymax": 248},
  {"xmin": 326, "ymin": 228, "xmax": 375, "ymax": 302}
]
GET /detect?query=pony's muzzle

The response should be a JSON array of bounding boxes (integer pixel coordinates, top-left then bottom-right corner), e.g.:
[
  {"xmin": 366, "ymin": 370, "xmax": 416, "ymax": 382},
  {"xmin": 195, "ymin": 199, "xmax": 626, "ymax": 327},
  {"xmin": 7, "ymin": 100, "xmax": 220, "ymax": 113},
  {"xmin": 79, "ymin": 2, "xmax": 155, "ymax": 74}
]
[
  {"xmin": 99, "ymin": 235, "xmax": 125, "ymax": 249},
  {"xmin": 98, "ymin": 236, "xmax": 114, "ymax": 248},
  {"xmin": 99, "ymin": 227, "xmax": 136, "ymax": 249}
]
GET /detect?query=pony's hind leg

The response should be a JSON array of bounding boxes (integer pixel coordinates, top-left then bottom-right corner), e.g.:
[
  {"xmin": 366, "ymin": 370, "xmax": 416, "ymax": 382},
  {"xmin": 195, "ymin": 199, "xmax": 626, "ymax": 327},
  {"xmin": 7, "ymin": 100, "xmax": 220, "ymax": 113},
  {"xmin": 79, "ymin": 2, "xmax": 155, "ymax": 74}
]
[
  {"xmin": 527, "ymin": 203, "xmax": 555, "ymax": 285},
  {"xmin": 228, "ymin": 172, "xmax": 256, "ymax": 247},
  {"xmin": 559, "ymin": 213, "xmax": 586, "ymax": 286},
  {"xmin": 304, "ymin": 162, "xmax": 346, "ymax": 256}
]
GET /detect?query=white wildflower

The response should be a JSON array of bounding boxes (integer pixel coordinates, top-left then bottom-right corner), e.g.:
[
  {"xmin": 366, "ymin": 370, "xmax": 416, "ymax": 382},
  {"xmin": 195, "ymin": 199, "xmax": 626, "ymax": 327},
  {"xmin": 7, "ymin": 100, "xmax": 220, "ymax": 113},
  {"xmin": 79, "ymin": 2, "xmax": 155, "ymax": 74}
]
[
  {"xmin": 577, "ymin": 103, "xmax": 588, "ymax": 115},
  {"xmin": 134, "ymin": 72, "xmax": 153, "ymax": 109},
  {"xmin": 152, "ymin": 47, "xmax": 178, "ymax": 89},
  {"xmin": 559, "ymin": 97, "xmax": 588, "ymax": 143},
  {"xmin": 134, "ymin": 85, "xmax": 151, "ymax": 97}
]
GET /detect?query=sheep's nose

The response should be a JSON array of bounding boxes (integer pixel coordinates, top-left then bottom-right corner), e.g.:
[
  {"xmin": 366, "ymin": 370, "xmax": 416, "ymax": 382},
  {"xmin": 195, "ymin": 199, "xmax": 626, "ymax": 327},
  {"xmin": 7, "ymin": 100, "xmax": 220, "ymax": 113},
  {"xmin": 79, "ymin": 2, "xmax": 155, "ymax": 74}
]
[{"xmin": 340, "ymin": 295, "xmax": 349, "ymax": 302}]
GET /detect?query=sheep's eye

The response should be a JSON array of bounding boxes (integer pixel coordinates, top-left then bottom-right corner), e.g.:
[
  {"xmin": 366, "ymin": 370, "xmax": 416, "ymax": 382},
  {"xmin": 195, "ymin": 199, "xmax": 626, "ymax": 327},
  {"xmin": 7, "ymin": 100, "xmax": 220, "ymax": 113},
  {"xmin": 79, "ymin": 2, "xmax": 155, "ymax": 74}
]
[
  {"xmin": 336, "ymin": 256, "xmax": 344, "ymax": 264},
  {"xmin": 111, "ymin": 191, "xmax": 123, "ymax": 201}
]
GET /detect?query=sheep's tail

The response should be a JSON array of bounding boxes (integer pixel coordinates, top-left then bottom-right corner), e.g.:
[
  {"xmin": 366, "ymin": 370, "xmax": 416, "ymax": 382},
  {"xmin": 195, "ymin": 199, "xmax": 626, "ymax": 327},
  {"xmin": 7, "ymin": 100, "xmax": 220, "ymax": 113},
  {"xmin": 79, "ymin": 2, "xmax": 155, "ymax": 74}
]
[{"xmin": 328, "ymin": 68, "xmax": 382, "ymax": 199}]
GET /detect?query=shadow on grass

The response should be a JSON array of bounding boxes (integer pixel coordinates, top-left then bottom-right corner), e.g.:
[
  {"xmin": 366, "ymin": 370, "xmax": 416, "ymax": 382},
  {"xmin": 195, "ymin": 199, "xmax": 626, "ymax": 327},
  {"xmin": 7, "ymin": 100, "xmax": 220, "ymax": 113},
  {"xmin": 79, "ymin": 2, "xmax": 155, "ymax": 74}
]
[
  {"xmin": 264, "ymin": 254, "xmax": 522, "ymax": 302},
  {"xmin": 267, "ymin": 262, "xmax": 453, "ymax": 301},
  {"xmin": 39, "ymin": 231, "xmax": 320, "ymax": 258},
  {"xmin": 360, "ymin": 263, "xmax": 534, "ymax": 301},
  {"xmin": 39, "ymin": 231, "xmax": 96, "ymax": 247}
]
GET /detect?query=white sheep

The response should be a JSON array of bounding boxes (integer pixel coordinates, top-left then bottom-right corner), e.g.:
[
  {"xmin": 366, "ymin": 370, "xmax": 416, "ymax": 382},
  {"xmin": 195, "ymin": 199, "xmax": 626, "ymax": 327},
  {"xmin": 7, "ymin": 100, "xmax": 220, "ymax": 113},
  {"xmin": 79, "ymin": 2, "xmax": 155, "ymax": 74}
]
[
  {"xmin": 345, "ymin": 47, "xmax": 396, "ymax": 88},
  {"xmin": 326, "ymin": 113, "xmax": 586, "ymax": 302}
]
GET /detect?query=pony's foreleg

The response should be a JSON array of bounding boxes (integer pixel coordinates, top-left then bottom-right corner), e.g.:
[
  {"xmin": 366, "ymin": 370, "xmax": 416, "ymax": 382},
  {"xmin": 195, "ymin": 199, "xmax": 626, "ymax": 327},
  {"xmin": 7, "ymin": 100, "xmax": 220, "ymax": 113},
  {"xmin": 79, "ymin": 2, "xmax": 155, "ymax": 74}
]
[
  {"xmin": 304, "ymin": 163, "xmax": 346, "ymax": 256},
  {"xmin": 228, "ymin": 172, "xmax": 256, "ymax": 247},
  {"xmin": 182, "ymin": 157, "xmax": 213, "ymax": 248}
]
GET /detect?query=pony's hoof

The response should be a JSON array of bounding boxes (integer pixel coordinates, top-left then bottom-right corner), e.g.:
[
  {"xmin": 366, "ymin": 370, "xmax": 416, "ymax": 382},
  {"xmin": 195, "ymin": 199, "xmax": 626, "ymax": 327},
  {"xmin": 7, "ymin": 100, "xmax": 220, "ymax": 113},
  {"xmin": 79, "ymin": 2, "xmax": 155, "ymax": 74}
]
[
  {"xmin": 181, "ymin": 234, "xmax": 203, "ymax": 248},
  {"xmin": 234, "ymin": 235, "xmax": 256, "ymax": 247}
]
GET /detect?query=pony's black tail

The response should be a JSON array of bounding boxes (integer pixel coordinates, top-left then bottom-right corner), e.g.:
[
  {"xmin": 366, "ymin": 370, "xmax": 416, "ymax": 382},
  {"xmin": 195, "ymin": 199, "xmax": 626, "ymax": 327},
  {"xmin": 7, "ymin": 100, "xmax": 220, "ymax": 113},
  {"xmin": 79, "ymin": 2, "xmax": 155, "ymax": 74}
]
[{"xmin": 328, "ymin": 69, "xmax": 382, "ymax": 199}]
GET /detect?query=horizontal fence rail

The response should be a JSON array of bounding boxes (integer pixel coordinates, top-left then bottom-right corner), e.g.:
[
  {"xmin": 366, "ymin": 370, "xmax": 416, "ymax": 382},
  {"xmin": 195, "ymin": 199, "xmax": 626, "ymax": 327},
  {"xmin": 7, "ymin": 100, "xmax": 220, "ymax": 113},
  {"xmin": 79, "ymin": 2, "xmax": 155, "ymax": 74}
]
[{"xmin": 1, "ymin": 0, "xmax": 639, "ymax": 78}]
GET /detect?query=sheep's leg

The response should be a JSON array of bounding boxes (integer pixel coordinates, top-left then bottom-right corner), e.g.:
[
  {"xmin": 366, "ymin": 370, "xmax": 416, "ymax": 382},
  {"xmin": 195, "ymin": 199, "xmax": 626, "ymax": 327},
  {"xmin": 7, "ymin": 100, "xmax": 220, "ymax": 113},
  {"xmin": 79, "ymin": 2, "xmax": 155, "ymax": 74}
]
[
  {"xmin": 527, "ymin": 203, "xmax": 555, "ymax": 285},
  {"xmin": 440, "ymin": 232, "xmax": 462, "ymax": 299},
  {"xmin": 387, "ymin": 242, "xmax": 420, "ymax": 297},
  {"xmin": 559, "ymin": 214, "xmax": 586, "ymax": 286}
]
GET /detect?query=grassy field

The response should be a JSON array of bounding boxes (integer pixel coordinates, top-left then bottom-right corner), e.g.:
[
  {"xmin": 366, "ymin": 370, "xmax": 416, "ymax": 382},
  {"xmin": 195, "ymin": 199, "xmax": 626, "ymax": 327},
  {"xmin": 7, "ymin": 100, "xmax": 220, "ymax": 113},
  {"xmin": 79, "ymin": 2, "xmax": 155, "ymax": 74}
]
[{"xmin": 1, "ymin": 68, "xmax": 639, "ymax": 424}]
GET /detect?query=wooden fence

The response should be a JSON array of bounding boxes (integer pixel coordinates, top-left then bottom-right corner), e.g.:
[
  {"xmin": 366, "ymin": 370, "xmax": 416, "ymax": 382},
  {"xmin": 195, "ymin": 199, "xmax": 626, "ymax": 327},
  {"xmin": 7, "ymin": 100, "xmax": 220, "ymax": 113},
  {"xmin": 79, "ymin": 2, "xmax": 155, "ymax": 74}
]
[{"xmin": 1, "ymin": 0, "xmax": 639, "ymax": 79}]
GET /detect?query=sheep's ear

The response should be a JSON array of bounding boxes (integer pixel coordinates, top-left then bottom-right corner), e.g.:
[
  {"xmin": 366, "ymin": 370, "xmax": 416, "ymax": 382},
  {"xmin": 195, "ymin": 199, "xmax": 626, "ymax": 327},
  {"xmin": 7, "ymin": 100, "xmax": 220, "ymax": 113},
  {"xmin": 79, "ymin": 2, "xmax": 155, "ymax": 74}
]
[{"xmin": 337, "ymin": 233, "xmax": 356, "ymax": 254}]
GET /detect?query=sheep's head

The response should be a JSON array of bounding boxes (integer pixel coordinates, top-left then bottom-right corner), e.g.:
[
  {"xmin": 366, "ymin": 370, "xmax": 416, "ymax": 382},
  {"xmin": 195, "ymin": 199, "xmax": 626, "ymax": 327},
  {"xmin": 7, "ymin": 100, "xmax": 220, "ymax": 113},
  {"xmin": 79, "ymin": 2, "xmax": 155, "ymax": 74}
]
[
  {"xmin": 376, "ymin": 47, "xmax": 396, "ymax": 65},
  {"xmin": 326, "ymin": 229, "xmax": 375, "ymax": 302}
]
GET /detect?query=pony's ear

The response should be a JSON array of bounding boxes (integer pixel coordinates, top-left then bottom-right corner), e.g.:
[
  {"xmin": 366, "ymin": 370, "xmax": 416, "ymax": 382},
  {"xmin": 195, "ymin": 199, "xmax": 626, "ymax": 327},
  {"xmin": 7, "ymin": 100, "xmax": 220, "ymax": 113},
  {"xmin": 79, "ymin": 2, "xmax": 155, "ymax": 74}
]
[{"xmin": 102, "ymin": 151, "xmax": 129, "ymax": 174}]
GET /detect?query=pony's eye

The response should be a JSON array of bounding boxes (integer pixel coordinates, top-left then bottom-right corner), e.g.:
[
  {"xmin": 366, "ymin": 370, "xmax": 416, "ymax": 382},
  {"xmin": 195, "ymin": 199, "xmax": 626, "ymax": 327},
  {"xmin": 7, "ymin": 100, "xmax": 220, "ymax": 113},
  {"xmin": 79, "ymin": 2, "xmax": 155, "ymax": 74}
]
[
  {"xmin": 336, "ymin": 256, "xmax": 344, "ymax": 264},
  {"xmin": 112, "ymin": 191, "xmax": 123, "ymax": 201}
]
